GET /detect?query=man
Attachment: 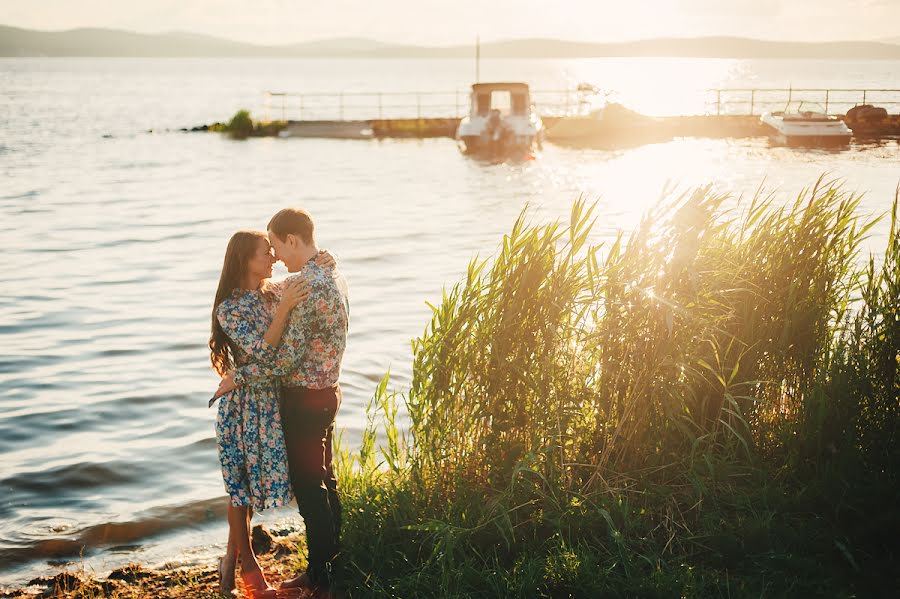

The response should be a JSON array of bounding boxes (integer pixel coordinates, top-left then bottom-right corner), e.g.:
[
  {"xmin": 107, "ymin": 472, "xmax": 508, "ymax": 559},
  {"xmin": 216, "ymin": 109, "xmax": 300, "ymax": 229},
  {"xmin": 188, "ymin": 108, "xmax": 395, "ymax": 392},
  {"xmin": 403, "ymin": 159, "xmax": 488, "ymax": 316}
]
[{"xmin": 217, "ymin": 207, "xmax": 349, "ymax": 597}]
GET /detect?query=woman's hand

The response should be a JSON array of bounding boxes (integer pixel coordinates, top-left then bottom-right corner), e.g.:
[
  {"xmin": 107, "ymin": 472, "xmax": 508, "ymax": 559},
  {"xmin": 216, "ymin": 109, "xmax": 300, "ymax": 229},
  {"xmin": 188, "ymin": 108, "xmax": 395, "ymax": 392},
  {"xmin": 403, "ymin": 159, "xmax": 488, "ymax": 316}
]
[
  {"xmin": 278, "ymin": 278, "xmax": 310, "ymax": 313},
  {"xmin": 216, "ymin": 371, "xmax": 236, "ymax": 397},
  {"xmin": 315, "ymin": 249, "xmax": 337, "ymax": 269}
]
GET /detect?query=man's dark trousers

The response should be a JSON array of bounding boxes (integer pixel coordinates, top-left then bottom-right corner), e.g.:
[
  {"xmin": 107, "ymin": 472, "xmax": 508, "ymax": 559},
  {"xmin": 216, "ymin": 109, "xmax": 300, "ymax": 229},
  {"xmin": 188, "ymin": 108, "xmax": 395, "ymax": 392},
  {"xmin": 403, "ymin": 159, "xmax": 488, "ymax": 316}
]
[{"xmin": 281, "ymin": 385, "xmax": 343, "ymax": 589}]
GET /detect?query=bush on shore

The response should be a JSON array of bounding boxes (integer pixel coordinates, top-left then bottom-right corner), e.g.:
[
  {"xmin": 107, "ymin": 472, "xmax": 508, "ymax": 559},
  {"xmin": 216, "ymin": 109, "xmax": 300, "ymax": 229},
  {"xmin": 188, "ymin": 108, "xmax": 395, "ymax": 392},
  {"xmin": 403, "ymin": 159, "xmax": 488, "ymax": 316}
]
[
  {"xmin": 336, "ymin": 178, "xmax": 899, "ymax": 598},
  {"xmin": 220, "ymin": 109, "xmax": 286, "ymax": 139}
]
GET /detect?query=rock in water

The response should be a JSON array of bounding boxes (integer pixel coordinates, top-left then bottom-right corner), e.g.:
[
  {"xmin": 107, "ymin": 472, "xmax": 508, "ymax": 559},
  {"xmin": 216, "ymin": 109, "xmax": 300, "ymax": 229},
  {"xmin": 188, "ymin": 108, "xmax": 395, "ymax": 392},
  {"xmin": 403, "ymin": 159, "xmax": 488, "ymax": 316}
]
[
  {"xmin": 252, "ymin": 524, "xmax": 273, "ymax": 555},
  {"xmin": 845, "ymin": 104, "xmax": 889, "ymax": 135}
]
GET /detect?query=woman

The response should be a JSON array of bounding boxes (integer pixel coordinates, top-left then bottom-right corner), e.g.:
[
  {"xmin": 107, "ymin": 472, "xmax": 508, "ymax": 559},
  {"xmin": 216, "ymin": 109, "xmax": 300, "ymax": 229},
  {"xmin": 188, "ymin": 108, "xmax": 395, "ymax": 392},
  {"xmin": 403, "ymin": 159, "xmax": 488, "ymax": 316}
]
[{"xmin": 209, "ymin": 230, "xmax": 332, "ymax": 598}]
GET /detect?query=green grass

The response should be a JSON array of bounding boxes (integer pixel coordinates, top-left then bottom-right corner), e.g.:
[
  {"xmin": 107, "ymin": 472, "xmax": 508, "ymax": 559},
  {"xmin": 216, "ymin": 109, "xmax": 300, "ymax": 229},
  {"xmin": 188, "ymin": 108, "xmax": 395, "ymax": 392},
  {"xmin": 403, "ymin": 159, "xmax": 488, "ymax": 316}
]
[{"xmin": 335, "ymin": 178, "xmax": 900, "ymax": 598}]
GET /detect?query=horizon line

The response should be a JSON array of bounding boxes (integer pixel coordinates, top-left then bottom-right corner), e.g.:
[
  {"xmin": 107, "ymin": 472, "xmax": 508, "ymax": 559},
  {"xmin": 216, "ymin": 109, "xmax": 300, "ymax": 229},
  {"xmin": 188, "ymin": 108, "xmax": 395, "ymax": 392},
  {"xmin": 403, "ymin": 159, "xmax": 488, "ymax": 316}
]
[{"xmin": 2, "ymin": 24, "xmax": 898, "ymax": 49}]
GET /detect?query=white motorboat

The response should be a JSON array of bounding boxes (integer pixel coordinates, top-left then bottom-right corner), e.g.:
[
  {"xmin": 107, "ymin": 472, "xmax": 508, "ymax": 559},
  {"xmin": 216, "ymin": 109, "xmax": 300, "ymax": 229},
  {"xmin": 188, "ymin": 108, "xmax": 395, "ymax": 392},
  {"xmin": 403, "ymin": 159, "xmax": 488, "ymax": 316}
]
[
  {"xmin": 760, "ymin": 102, "xmax": 852, "ymax": 147},
  {"xmin": 456, "ymin": 82, "xmax": 544, "ymax": 157}
]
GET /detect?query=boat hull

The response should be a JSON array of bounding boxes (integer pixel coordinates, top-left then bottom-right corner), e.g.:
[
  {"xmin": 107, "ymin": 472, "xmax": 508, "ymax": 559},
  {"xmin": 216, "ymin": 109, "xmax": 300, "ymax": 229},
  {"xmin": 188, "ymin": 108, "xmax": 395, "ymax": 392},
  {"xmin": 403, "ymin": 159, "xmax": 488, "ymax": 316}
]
[
  {"xmin": 769, "ymin": 132, "xmax": 852, "ymax": 147},
  {"xmin": 760, "ymin": 112, "xmax": 852, "ymax": 148},
  {"xmin": 456, "ymin": 107, "xmax": 544, "ymax": 158},
  {"xmin": 457, "ymin": 134, "xmax": 539, "ymax": 156}
]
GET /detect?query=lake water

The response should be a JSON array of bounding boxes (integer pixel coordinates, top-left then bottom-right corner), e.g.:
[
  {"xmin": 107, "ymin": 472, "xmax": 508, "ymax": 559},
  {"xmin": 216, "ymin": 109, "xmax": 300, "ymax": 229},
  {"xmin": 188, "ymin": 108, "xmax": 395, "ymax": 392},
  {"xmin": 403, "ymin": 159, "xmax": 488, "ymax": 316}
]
[{"xmin": 1, "ymin": 57, "xmax": 899, "ymax": 587}]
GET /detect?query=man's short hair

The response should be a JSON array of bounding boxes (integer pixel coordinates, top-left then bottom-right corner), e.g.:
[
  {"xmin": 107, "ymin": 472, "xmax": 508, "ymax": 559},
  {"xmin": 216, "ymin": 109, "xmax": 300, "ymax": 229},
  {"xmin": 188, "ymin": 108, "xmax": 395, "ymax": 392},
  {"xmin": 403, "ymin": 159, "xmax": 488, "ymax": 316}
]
[{"xmin": 268, "ymin": 208, "xmax": 315, "ymax": 244}]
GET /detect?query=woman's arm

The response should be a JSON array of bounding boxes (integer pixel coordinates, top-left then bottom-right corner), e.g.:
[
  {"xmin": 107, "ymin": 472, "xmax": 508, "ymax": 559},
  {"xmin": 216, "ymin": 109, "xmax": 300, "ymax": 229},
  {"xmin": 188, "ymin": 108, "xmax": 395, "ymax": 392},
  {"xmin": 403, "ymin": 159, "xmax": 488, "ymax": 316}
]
[
  {"xmin": 215, "ymin": 279, "xmax": 309, "ymax": 368},
  {"xmin": 216, "ymin": 297, "xmax": 312, "ymax": 396},
  {"xmin": 262, "ymin": 278, "xmax": 309, "ymax": 347},
  {"xmin": 254, "ymin": 251, "xmax": 329, "ymax": 349},
  {"xmin": 256, "ymin": 252, "xmax": 330, "ymax": 351}
]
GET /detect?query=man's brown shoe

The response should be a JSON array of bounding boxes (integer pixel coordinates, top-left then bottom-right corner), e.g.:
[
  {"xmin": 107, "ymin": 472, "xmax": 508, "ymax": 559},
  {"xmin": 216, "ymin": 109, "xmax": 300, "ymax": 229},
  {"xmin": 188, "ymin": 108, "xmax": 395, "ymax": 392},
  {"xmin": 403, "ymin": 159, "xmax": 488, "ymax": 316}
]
[{"xmin": 278, "ymin": 572, "xmax": 313, "ymax": 591}]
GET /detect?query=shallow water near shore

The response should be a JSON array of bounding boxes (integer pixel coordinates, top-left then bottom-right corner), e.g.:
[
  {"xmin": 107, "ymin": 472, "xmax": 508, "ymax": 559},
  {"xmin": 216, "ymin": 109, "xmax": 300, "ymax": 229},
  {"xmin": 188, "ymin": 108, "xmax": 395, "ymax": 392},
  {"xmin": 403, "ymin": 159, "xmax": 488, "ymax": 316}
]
[{"xmin": 1, "ymin": 56, "xmax": 899, "ymax": 587}]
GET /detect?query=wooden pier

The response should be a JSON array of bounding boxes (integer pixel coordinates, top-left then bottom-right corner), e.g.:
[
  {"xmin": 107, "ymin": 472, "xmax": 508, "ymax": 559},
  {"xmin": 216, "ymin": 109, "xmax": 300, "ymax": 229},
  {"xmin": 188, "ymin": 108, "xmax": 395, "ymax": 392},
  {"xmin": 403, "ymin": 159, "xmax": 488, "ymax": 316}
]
[{"xmin": 260, "ymin": 87, "xmax": 900, "ymax": 145}]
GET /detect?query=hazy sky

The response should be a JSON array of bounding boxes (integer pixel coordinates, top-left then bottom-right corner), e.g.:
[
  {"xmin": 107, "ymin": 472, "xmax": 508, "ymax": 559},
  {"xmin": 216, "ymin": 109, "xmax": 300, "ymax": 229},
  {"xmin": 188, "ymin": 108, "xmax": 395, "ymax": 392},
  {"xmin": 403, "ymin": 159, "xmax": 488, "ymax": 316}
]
[{"xmin": 1, "ymin": 0, "xmax": 898, "ymax": 45}]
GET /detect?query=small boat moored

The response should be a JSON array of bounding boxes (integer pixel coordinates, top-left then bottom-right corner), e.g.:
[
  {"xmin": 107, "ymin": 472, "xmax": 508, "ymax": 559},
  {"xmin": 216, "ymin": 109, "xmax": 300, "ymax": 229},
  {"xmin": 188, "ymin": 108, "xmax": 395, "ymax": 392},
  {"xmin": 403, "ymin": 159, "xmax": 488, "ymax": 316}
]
[
  {"xmin": 760, "ymin": 102, "xmax": 852, "ymax": 147},
  {"xmin": 456, "ymin": 82, "xmax": 544, "ymax": 157}
]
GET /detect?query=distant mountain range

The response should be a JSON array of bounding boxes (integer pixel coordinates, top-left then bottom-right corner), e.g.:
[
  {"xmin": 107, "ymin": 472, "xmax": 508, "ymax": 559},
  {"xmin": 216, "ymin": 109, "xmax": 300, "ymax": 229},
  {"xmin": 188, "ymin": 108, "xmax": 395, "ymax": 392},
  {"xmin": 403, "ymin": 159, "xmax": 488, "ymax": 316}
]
[{"xmin": 3, "ymin": 25, "xmax": 900, "ymax": 59}]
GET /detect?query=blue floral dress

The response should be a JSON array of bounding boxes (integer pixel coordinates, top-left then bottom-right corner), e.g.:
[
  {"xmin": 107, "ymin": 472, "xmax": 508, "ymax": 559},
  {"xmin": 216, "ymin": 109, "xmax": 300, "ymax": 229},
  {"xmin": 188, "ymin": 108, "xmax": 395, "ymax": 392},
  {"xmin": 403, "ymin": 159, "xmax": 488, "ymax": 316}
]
[{"xmin": 214, "ymin": 286, "xmax": 293, "ymax": 510}]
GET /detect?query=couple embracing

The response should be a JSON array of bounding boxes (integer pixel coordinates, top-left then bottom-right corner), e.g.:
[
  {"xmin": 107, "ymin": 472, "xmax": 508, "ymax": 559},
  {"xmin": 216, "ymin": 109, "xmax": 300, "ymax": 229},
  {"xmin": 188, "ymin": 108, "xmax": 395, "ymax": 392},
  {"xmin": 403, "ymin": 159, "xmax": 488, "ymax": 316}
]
[{"xmin": 208, "ymin": 208, "xmax": 348, "ymax": 598}]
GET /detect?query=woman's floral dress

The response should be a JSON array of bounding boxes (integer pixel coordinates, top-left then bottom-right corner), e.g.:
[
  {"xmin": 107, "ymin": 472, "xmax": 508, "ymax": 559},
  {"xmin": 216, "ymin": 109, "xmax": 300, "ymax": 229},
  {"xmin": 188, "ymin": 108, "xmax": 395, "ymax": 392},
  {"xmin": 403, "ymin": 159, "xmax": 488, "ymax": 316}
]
[{"xmin": 214, "ymin": 286, "xmax": 293, "ymax": 510}]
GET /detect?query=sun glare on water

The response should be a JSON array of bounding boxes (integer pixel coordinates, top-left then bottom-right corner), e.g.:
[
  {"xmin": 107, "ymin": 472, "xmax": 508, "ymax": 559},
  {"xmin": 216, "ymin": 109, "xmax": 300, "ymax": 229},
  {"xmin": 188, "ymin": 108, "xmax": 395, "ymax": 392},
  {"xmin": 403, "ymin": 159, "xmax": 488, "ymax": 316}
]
[{"xmin": 551, "ymin": 57, "xmax": 745, "ymax": 116}]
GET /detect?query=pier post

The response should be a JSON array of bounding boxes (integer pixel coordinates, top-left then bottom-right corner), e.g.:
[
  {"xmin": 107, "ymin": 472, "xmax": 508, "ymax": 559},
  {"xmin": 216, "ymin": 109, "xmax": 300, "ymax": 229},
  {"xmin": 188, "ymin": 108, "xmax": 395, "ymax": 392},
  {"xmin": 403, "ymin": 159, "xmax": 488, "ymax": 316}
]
[
  {"xmin": 862, "ymin": 90, "xmax": 867, "ymax": 105},
  {"xmin": 417, "ymin": 94, "xmax": 422, "ymax": 136},
  {"xmin": 825, "ymin": 90, "xmax": 829, "ymax": 114},
  {"xmin": 750, "ymin": 89, "xmax": 755, "ymax": 115}
]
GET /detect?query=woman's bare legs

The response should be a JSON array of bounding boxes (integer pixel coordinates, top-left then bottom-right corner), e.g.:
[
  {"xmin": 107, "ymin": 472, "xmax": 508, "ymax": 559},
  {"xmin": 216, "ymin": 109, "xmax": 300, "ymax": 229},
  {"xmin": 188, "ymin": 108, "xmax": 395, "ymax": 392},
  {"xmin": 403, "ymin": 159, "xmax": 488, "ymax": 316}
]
[
  {"xmin": 218, "ymin": 499, "xmax": 238, "ymax": 594},
  {"xmin": 227, "ymin": 503, "xmax": 272, "ymax": 593}
]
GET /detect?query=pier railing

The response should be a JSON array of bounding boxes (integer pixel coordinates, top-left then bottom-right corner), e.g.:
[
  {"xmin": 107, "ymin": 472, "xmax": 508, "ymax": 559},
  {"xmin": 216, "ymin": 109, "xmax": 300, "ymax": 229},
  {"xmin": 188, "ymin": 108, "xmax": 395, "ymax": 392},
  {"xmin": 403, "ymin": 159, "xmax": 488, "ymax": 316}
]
[
  {"xmin": 261, "ymin": 88, "xmax": 900, "ymax": 121},
  {"xmin": 708, "ymin": 88, "xmax": 900, "ymax": 116},
  {"xmin": 262, "ymin": 89, "xmax": 592, "ymax": 121}
]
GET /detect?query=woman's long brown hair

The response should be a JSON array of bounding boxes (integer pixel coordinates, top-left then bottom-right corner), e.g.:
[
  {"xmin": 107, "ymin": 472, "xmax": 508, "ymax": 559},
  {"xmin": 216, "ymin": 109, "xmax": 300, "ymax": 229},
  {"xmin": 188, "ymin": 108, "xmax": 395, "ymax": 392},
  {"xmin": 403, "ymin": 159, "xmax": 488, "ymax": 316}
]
[{"xmin": 209, "ymin": 230, "xmax": 270, "ymax": 376}]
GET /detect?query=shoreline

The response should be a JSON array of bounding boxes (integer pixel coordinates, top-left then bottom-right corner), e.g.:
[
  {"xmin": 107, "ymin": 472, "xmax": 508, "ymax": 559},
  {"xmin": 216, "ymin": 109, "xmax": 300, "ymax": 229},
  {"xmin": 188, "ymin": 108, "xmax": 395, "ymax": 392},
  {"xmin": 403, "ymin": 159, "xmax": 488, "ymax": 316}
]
[{"xmin": 1, "ymin": 525, "xmax": 307, "ymax": 598}]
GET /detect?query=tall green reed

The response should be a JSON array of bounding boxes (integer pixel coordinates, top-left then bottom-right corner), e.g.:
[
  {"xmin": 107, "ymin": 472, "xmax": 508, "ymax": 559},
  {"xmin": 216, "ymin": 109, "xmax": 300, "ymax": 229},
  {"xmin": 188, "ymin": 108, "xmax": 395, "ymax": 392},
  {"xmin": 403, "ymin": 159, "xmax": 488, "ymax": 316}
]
[
  {"xmin": 336, "ymin": 180, "xmax": 900, "ymax": 596},
  {"xmin": 797, "ymin": 187, "xmax": 899, "ymax": 472},
  {"xmin": 394, "ymin": 178, "xmax": 887, "ymax": 500}
]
